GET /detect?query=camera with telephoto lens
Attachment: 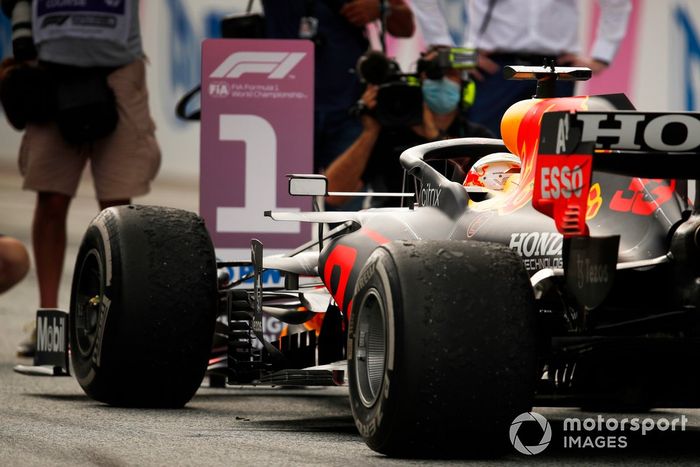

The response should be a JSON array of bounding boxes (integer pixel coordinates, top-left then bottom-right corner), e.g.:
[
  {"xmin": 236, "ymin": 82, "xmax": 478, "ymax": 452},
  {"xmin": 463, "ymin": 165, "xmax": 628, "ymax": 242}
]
[
  {"xmin": 354, "ymin": 47, "xmax": 477, "ymax": 128},
  {"xmin": 354, "ymin": 50, "xmax": 421, "ymax": 128}
]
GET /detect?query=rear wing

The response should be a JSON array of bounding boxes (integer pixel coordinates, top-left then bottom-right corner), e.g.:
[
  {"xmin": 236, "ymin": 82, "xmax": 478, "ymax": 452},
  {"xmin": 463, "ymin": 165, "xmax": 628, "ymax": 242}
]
[
  {"xmin": 539, "ymin": 111, "xmax": 700, "ymax": 178},
  {"xmin": 535, "ymin": 111, "xmax": 700, "ymax": 236}
]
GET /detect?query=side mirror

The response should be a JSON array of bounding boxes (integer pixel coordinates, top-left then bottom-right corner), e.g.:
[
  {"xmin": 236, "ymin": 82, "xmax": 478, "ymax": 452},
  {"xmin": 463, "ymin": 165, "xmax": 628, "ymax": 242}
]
[{"xmin": 288, "ymin": 174, "xmax": 328, "ymax": 196}]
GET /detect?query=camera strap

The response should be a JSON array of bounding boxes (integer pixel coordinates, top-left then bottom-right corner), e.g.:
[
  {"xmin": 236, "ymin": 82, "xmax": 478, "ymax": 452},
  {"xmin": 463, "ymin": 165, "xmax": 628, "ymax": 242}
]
[
  {"xmin": 477, "ymin": 0, "xmax": 498, "ymax": 38},
  {"xmin": 246, "ymin": 0, "xmax": 255, "ymax": 14},
  {"xmin": 378, "ymin": 0, "xmax": 388, "ymax": 52}
]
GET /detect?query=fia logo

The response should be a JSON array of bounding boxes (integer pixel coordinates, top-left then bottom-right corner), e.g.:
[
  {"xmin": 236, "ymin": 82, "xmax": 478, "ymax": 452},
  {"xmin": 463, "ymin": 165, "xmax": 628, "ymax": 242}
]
[
  {"xmin": 208, "ymin": 82, "xmax": 229, "ymax": 98},
  {"xmin": 211, "ymin": 52, "xmax": 306, "ymax": 79}
]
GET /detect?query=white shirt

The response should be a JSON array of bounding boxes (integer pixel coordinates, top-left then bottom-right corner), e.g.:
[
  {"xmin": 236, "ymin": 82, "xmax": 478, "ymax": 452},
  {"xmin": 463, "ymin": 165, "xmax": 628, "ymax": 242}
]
[{"xmin": 412, "ymin": 0, "xmax": 632, "ymax": 64}]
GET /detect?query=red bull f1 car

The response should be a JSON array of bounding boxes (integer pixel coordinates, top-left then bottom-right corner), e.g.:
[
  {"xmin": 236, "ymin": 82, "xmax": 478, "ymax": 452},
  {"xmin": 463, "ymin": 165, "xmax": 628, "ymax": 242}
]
[{"xmin": 17, "ymin": 66, "xmax": 700, "ymax": 457}]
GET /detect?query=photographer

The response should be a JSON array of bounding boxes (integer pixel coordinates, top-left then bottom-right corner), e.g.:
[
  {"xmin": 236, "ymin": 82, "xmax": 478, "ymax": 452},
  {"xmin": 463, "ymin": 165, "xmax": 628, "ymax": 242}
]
[
  {"xmin": 325, "ymin": 47, "xmax": 492, "ymax": 207},
  {"xmin": 262, "ymin": 0, "xmax": 414, "ymax": 173},
  {"xmin": 1, "ymin": 0, "xmax": 159, "ymax": 357}
]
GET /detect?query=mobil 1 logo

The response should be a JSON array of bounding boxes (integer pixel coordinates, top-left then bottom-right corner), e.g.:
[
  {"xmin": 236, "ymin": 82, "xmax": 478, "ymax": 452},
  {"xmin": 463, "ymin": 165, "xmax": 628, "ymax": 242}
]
[{"xmin": 34, "ymin": 308, "xmax": 69, "ymax": 372}]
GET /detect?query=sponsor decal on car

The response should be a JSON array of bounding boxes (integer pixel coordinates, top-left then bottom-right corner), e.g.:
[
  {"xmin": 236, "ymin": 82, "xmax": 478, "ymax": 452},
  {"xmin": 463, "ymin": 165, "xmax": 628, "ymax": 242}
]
[
  {"xmin": 586, "ymin": 183, "xmax": 603, "ymax": 220},
  {"xmin": 564, "ymin": 236, "xmax": 619, "ymax": 310},
  {"xmin": 419, "ymin": 183, "xmax": 442, "ymax": 207},
  {"xmin": 575, "ymin": 256, "xmax": 609, "ymax": 289},
  {"xmin": 576, "ymin": 113, "xmax": 700, "ymax": 152},
  {"xmin": 509, "ymin": 232, "xmax": 564, "ymax": 271},
  {"xmin": 539, "ymin": 163, "xmax": 586, "ymax": 200}
]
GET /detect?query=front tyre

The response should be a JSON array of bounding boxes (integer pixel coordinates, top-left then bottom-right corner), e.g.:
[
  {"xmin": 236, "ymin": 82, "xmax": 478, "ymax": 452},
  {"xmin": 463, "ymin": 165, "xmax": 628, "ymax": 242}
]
[
  {"xmin": 70, "ymin": 205, "xmax": 218, "ymax": 408},
  {"xmin": 348, "ymin": 240, "xmax": 537, "ymax": 457}
]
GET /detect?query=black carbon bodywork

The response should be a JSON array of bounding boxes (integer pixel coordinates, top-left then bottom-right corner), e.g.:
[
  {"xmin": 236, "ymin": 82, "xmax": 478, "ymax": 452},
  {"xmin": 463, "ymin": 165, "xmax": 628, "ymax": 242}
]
[{"xmin": 319, "ymin": 170, "xmax": 685, "ymax": 314}]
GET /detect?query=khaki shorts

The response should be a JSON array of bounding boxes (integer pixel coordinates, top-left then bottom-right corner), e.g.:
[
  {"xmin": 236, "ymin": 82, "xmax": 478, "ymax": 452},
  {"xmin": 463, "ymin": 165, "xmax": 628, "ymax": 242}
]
[{"xmin": 19, "ymin": 59, "xmax": 161, "ymax": 201}]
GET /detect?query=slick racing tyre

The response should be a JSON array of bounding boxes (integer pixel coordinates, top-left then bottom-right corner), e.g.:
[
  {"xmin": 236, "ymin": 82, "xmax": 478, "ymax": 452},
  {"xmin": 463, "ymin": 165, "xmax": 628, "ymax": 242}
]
[
  {"xmin": 348, "ymin": 240, "xmax": 537, "ymax": 457},
  {"xmin": 69, "ymin": 205, "xmax": 218, "ymax": 407}
]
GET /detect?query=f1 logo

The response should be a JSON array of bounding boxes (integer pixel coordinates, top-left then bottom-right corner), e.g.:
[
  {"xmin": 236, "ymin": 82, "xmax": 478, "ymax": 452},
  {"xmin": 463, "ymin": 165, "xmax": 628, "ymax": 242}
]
[{"xmin": 210, "ymin": 52, "xmax": 306, "ymax": 79}]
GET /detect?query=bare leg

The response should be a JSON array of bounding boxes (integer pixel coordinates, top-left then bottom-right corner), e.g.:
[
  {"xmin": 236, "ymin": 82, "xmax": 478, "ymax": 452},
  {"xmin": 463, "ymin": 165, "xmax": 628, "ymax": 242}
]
[
  {"xmin": 32, "ymin": 196, "xmax": 129, "ymax": 308},
  {"xmin": 32, "ymin": 192, "xmax": 71, "ymax": 308}
]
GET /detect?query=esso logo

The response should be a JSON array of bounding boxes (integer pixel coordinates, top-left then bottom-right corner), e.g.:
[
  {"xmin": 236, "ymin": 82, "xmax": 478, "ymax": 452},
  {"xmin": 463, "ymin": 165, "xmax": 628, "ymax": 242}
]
[{"xmin": 539, "ymin": 165, "xmax": 584, "ymax": 200}]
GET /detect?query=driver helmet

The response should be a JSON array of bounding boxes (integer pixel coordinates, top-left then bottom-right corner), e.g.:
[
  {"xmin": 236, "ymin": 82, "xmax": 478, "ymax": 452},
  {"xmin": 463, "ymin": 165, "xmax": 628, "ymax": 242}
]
[{"xmin": 463, "ymin": 152, "xmax": 522, "ymax": 192}]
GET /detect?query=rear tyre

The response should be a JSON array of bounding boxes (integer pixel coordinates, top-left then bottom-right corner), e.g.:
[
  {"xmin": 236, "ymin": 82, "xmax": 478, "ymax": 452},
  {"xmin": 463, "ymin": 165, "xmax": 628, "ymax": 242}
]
[
  {"xmin": 348, "ymin": 240, "xmax": 537, "ymax": 457},
  {"xmin": 70, "ymin": 205, "xmax": 218, "ymax": 407}
]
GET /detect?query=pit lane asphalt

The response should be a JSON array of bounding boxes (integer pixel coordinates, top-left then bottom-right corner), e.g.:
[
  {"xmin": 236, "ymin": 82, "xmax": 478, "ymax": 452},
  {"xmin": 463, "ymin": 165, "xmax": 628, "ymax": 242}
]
[{"xmin": 1, "ymin": 164, "xmax": 700, "ymax": 465}]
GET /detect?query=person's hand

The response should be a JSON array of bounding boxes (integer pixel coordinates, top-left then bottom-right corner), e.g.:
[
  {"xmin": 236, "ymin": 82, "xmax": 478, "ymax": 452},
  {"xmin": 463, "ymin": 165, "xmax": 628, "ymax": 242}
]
[
  {"xmin": 0, "ymin": 57, "xmax": 17, "ymax": 81},
  {"xmin": 340, "ymin": 0, "xmax": 381, "ymax": 27},
  {"xmin": 359, "ymin": 85, "xmax": 381, "ymax": 133},
  {"xmin": 420, "ymin": 103, "xmax": 440, "ymax": 140},
  {"xmin": 470, "ymin": 51, "xmax": 500, "ymax": 82},
  {"xmin": 558, "ymin": 53, "xmax": 609, "ymax": 75}
]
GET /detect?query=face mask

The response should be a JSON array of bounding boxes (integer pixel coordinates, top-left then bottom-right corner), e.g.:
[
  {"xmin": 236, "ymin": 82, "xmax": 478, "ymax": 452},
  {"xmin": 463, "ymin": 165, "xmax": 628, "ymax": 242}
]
[{"xmin": 422, "ymin": 78, "xmax": 461, "ymax": 115}]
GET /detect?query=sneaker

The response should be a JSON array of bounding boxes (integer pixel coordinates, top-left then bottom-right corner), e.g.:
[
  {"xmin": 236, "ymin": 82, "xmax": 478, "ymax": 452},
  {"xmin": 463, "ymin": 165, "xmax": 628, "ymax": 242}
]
[{"xmin": 16, "ymin": 320, "xmax": 36, "ymax": 358}]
